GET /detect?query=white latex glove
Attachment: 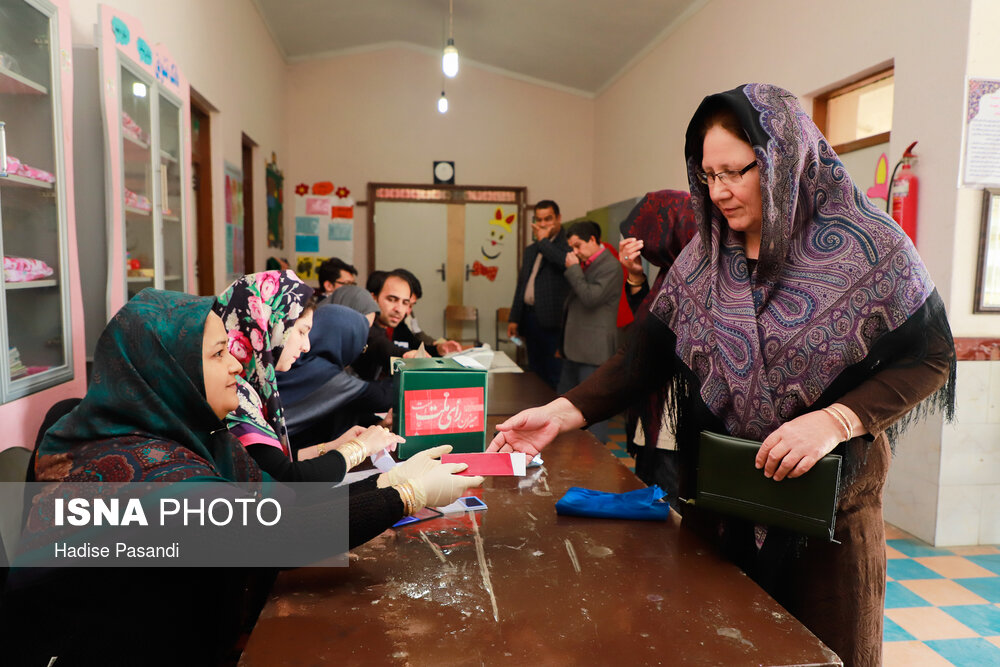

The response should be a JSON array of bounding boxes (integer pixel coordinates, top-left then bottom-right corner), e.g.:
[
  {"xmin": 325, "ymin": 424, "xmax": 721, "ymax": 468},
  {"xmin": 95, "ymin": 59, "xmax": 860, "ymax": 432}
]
[
  {"xmin": 352, "ymin": 425, "xmax": 405, "ymax": 458},
  {"xmin": 409, "ymin": 463, "xmax": 484, "ymax": 509},
  {"xmin": 378, "ymin": 444, "xmax": 452, "ymax": 487}
]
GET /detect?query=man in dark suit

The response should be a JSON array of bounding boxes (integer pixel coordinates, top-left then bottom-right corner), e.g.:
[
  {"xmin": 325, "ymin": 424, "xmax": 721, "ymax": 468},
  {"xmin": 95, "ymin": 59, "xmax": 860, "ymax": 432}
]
[{"xmin": 508, "ymin": 200, "xmax": 571, "ymax": 389}]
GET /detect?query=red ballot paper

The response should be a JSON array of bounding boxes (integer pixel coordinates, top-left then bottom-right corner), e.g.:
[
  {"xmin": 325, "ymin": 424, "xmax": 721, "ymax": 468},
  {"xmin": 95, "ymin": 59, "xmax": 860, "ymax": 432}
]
[{"xmin": 441, "ymin": 452, "xmax": 527, "ymax": 476}]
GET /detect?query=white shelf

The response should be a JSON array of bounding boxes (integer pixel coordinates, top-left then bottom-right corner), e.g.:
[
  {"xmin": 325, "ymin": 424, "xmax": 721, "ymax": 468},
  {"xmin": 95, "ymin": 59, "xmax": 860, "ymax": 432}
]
[
  {"xmin": 162, "ymin": 214, "xmax": 180, "ymax": 222},
  {"xmin": 0, "ymin": 65, "xmax": 47, "ymax": 95},
  {"xmin": 126, "ymin": 275, "xmax": 154, "ymax": 283},
  {"xmin": 163, "ymin": 274, "xmax": 181, "ymax": 281},
  {"xmin": 0, "ymin": 173, "xmax": 54, "ymax": 189},
  {"xmin": 125, "ymin": 205, "xmax": 151, "ymax": 217},
  {"xmin": 122, "ymin": 132, "xmax": 150, "ymax": 151},
  {"xmin": 160, "ymin": 150, "xmax": 178, "ymax": 163},
  {"xmin": 5, "ymin": 279, "xmax": 57, "ymax": 290}
]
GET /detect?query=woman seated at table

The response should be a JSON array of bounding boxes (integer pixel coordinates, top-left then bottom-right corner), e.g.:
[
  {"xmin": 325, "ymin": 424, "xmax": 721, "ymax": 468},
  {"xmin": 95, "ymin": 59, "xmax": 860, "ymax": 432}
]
[
  {"xmin": 489, "ymin": 84, "xmax": 955, "ymax": 666},
  {"xmin": 1, "ymin": 288, "xmax": 481, "ymax": 664},
  {"xmin": 278, "ymin": 304, "xmax": 394, "ymax": 452},
  {"xmin": 215, "ymin": 271, "xmax": 399, "ymax": 481}
]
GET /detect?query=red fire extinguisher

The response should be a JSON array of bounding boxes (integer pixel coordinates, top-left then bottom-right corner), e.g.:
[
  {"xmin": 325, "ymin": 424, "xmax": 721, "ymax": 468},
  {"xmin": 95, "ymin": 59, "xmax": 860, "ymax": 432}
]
[{"xmin": 889, "ymin": 141, "xmax": 919, "ymax": 244}]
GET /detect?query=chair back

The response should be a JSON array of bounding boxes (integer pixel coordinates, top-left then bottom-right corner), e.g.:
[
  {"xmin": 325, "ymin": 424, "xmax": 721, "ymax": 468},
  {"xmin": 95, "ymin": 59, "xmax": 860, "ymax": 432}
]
[{"xmin": 443, "ymin": 305, "xmax": 480, "ymax": 346}]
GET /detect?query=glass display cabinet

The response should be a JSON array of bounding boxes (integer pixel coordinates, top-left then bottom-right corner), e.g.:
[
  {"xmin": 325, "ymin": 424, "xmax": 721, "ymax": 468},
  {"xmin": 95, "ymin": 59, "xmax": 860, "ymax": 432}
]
[
  {"xmin": 0, "ymin": 0, "xmax": 86, "ymax": 445},
  {"xmin": 1, "ymin": 0, "xmax": 72, "ymax": 395},
  {"xmin": 98, "ymin": 5, "xmax": 192, "ymax": 313}
]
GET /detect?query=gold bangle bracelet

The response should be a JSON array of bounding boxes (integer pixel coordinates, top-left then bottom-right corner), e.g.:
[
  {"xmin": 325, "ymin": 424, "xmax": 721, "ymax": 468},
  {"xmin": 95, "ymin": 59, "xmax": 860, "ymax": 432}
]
[
  {"xmin": 394, "ymin": 482, "xmax": 416, "ymax": 515},
  {"xmin": 822, "ymin": 407, "xmax": 850, "ymax": 442},
  {"xmin": 626, "ymin": 275, "xmax": 645, "ymax": 286},
  {"xmin": 337, "ymin": 440, "xmax": 366, "ymax": 469},
  {"xmin": 827, "ymin": 405, "xmax": 854, "ymax": 440}
]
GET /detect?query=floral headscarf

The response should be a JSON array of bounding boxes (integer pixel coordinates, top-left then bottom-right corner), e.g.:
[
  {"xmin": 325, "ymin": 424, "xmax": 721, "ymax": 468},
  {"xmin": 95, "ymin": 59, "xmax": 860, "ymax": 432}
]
[{"xmin": 213, "ymin": 271, "xmax": 314, "ymax": 456}]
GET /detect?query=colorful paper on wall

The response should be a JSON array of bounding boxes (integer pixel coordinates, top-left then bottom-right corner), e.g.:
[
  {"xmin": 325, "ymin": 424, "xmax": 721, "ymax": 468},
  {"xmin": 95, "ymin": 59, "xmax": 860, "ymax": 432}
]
[
  {"xmin": 306, "ymin": 198, "xmax": 330, "ymax": 215},
  {"xmin": 294, "ymin": 255, "xmax": 329, "ymax": 282},
  {"xmin": 224, "ymin": 162, "xmax": 244, "ymax": 281},
  {"xmin": 329, "ymin": 222, "xmax": 352, "ymax": 241},
  {"xmin": 296, "ymin": 216, "xmax": 320, "ymax": 235},
  {"xmin": 295, "ymin": 235, "xmax": 319, "ymax": 253},
  {"xmin": 293, "ymin": 182, "xmax": 354, "ymax": 269}
]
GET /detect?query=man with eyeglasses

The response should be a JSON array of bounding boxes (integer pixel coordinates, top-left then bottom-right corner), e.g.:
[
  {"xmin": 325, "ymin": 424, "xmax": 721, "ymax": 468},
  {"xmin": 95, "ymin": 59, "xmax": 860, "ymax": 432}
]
[
  {"xmin": 508, "ymin": 199, "xmax": 572, "ymax": 389},
  {"xmin": 315, "ymin": 257, "xmax": 358, "ymax": 305}
]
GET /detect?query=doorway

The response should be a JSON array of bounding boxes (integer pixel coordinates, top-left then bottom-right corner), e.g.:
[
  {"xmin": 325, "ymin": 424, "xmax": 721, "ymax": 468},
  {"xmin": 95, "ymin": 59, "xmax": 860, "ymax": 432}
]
[
  {"xmin": 366, "ymin": 184, "xmax": 526, "ymax": 347},
  {"xmin": 241, "ymin": 132, "xmax": 257, "ymax": 274},
  {"xmin": 191, "ymin": 89, "xmax": 215, "ymax": 295}
]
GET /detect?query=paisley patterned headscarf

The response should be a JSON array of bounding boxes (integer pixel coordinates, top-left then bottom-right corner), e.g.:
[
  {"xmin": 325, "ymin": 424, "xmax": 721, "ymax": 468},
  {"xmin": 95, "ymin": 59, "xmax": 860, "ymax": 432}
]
[
  {"xmin": 214, "ymin": 271, "xmax": 314, "ymax": 456},
  {"xmin": 647, "ymin": 83, "xmax": 954, "ymax": 442},
  {"xmin": 35, "ymin": 289, "xmax": 262, "ymax": 483}
]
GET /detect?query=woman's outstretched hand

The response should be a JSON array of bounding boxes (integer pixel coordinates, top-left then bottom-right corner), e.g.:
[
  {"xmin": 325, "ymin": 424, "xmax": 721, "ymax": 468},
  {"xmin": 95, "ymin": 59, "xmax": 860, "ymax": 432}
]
[
  {"xmin": 755, "ymin": 404, "xmax": 862, "ymax": 480},
  {"xmin": 486, "ymin": 397, "xmax": 586, "ymax": 458}
]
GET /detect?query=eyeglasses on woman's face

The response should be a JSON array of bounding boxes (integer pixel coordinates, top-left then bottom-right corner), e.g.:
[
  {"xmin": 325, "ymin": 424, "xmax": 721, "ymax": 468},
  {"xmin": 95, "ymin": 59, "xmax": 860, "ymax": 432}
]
[{"xmin": 696, "ymin": 161, "xmax": 757, "ymax": 186}]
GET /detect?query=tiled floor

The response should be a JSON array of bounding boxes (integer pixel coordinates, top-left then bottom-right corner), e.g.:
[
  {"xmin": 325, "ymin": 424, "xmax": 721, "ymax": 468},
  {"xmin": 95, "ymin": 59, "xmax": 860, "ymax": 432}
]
[{"xmin": 603, "ymin": 416, "xmax": 1000, "ymax": 667}]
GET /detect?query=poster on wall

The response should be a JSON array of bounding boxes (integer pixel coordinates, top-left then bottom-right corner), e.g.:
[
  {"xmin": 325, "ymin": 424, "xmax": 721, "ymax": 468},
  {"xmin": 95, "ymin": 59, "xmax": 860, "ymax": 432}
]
[
  {"xmin": 293, "ymin": 181, "xmax": 354, "ymax": 275},
  {"xmin": 266, "ymin": 156, "xmax": 284, "ymax": 248},
  {"xmin": 225, "ymin": 162, "xmax": 244, "ymax": 281},
  {"xmin": 963, "ymin": 78, "xmax": 1000, "ymax": 185}
]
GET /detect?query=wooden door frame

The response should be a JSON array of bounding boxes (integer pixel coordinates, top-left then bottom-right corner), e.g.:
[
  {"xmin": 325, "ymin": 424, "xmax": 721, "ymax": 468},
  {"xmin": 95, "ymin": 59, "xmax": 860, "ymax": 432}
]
[
  {"xmin": 365, "ymin": 183, "xmax": 527, "ymax": 276},
  {"xmin": 241, "ymin": 132, "xmax": 257, "ymax": 274},
  {"xmin": 191, "ymin": 88, "xmax": 215, "ymax": 295}
]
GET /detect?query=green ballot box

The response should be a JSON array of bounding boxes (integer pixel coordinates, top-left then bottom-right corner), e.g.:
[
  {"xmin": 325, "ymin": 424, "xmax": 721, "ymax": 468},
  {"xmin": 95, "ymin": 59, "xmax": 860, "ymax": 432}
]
[{"xmin": 392, "ymin": 357, "xmax": 488, "ymax": 459}]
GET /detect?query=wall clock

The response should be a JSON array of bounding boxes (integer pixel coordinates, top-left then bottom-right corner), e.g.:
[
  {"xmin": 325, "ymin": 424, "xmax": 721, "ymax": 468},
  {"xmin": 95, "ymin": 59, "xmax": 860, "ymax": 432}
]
[{"xmin": 433, "ymin": 160, "xmax": 455, "ymax": 184}]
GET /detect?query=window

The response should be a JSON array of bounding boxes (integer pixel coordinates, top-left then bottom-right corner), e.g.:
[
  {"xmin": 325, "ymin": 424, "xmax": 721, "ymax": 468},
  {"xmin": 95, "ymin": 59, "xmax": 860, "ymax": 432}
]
[{"xmin": 813, "ymin": 68, "xmax": 894, "ymax": 153}]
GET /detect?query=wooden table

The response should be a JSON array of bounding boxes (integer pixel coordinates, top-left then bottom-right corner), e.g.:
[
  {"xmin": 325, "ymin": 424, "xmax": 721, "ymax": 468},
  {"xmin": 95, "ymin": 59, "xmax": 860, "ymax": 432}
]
[
  {"xmin": 487, "ymin": 371, "xmax": 555, "ymax": 416},
  {"xmin": 241, "ymin": 419, "xmax": 841, "ymax": 665}
]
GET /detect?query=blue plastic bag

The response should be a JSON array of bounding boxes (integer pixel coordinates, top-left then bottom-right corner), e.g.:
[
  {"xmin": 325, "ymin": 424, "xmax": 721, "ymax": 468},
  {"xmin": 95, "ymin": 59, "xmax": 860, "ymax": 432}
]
[{"xmin": 555, "ymin": 485, "xmax": 670, "ymax": 521}]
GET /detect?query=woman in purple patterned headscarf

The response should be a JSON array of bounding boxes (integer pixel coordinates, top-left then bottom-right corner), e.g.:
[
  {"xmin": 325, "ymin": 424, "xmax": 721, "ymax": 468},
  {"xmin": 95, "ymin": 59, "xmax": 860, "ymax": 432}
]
[{"xmin": 489, "ymin": 84, "xmax": 955, "ymax": 665}]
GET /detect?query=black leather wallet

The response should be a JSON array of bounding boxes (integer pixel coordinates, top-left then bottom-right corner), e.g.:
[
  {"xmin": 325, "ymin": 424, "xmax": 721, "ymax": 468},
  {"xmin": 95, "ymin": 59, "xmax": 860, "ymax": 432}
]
[{"xmin": 695, "ymin": 431, "xmax": 843, "ymax": 541}]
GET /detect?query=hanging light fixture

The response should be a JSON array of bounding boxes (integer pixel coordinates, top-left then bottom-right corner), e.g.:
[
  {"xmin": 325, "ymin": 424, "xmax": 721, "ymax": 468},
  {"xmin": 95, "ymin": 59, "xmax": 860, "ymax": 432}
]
[
  {"xmin": 438, "ymin": 90, "xmax": 449, "ymax": 114},
  {"xmin": 442, "ymin": 0, "xmax": 459, "ymax": 78}
]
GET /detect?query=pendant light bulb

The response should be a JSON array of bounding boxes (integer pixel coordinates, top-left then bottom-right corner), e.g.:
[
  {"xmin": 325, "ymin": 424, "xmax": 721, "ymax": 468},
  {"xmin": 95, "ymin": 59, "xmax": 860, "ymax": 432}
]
[
  {"xmin": 438, "ymin": 91, "xmax": 449, "ymax": 114},
  {"xmin": 442, "ymin": 38, "xmax": 459, "ymax": 78}
]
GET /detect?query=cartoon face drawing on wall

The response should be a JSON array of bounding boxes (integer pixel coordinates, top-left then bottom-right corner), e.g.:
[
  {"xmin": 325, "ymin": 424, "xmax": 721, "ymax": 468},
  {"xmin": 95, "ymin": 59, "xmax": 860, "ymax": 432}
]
[
  {"xmin": 482, "ymin": 207, "xmax": 515, "ymax": 261},
  {"xmin": 111, "ymin": 17, "xmax": 130, "ymax": 46}
]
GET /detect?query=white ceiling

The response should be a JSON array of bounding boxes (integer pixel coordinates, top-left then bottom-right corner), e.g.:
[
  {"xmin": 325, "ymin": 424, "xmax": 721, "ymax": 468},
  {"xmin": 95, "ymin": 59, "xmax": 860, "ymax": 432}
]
[{"xmin": 252, "ymin": 0, "xmax": 705, "ymax": 96}]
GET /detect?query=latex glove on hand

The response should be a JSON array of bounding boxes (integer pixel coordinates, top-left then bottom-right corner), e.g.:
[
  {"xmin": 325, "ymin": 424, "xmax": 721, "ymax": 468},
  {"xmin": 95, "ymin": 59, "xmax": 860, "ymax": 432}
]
[
  {"xmin": 378, "ymin": 444, "xmax": 452, "ymax": 487},
  {"xmin": 377, "ymin": 444, "xmax": 484, "ymax": 510},
  {"xmin": 352, "ymin": 425, "xmax": 405, "ymax": 458},
  {"xmin": 409, "ymin": 460, "xmax": 484, "ymax": 509}
]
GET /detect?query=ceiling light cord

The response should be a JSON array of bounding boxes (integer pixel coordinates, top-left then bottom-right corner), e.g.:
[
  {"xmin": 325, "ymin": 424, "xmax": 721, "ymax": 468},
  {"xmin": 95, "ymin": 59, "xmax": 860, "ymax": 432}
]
[{"xmin": 442, "ymin": 0, "xmax": 459, "ymax": 78}]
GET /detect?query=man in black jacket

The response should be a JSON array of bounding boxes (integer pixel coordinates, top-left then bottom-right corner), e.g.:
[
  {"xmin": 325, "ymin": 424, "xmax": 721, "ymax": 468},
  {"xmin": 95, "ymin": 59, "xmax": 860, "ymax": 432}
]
[{"xmin": 507, "ymin": 200, "xmax": 571, "ymax": 389}]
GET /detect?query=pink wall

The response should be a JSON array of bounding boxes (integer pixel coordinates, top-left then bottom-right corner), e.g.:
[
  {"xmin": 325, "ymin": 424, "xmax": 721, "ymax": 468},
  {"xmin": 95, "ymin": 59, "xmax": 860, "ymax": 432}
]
[{"xmin": 285, "ymin": 46, "xmax": 595, "ymax": 274}]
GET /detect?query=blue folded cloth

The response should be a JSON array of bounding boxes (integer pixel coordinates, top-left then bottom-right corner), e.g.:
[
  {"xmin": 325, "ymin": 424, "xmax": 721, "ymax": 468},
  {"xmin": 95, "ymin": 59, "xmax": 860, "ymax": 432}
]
[{"xmin": 555, "ymin": 485, "xmax": 670, "ymax": 521}]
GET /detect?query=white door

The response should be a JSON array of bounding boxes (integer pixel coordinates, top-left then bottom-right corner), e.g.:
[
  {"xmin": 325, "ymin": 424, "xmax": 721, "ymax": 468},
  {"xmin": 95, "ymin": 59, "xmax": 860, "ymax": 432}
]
[{"xmin": 373, "ymin": 202, "xmax": 448, "ymax": 340}]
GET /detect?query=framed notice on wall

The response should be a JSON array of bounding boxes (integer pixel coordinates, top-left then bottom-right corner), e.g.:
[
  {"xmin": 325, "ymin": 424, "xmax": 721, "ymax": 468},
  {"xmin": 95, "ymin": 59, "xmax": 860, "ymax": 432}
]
[{"xmin": 963, "ymin": 78, "xmax": 1000, "ymax": 186}]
